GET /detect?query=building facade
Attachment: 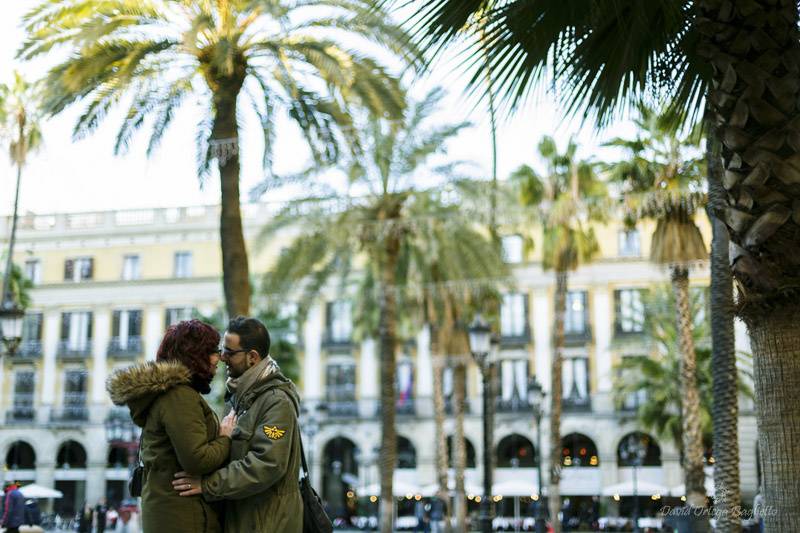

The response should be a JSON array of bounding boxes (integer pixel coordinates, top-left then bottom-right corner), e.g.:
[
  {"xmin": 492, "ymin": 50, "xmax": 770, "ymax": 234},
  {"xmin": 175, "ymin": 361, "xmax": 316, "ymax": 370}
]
[{"xmin": 0, "ymin": 205, "xmax": 759, "ymax": 520}]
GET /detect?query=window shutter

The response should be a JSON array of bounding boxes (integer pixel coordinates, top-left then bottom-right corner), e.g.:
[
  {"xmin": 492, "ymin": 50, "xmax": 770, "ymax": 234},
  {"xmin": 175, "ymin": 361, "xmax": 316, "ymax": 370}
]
[
  {"xmin": 87, "ymin": 312, "xmax": 93, "ymax": 340},
  {"xmin": 112, "ymin": 311, "xmax": 121, "ymax": 337},
  {"xmin": 64, "ymin": 259, "xmax": 74, "ymax": 281},
  {"xmin": 60, "ymin": 313, "xmax": 70, "ymax": 340},
  {"xmin": 86, "ymin": 258, "xmax": 94, "ymax": 280},
  {"xmin": 130, "ymin": 310, "xmax": 142, "ymax": 336}
]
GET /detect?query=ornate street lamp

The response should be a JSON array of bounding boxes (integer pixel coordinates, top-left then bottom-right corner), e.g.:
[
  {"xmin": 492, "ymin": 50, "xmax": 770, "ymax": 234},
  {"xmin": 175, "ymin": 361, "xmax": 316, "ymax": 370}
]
[
  {"xmin": 620, "ymin": 433, "xmax": 648, "ymax": 533},
  {"xmin": 527, "ymin": 376, "xmax": 547, "ymax": 533},
  {"xmin": 105, "ymin": 413, "xmax": 140, "ymax": 499},
  {"xmin": 0, "ymin": 299, "xmax": 24, "ymax": 356},
  {"xmin": 301, "ymin": 404, "xmax": 320, "ymax": 480},
  {"xmin": 469, "ymin": 314, "xmax": 496, "ymax": 533}
]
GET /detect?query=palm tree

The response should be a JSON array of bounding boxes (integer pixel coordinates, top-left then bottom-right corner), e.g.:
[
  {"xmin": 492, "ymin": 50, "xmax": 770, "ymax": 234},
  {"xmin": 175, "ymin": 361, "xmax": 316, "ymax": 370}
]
[
  {"xmin": 509, "ymin": 137, "xmax": 605, "ymax": 533},
  {"xmin": 614, "ymin": 286, "xmax": 753, "ymax": 455},
  {"xmin": 0, "ymin": 72, "xmax": 43, "ymax": 311},
  {"xmin": 258, "ymin": 89, "xmax": 506, "ymax": 533},
  {"xmin": 20, "ymin": 0, "xmax": 417, "ymax": 317},
  {"xmin": 605, "ymin": 104, "xmax": 710, "ymax": 514}
]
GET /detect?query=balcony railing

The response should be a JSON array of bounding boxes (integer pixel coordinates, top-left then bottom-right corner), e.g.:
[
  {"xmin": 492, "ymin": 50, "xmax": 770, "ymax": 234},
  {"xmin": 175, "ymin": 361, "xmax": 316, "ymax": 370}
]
[
  {"xmin": 5, "ymin": 405, "xmax": 35, "ymax": 423},
  {"xmin": 324, "ymin": 400, "xmax": 359, "ymax": 417},
  {"xmin": 562, "ymin": 395, "xmax": 592, "ymax": 412},
  {"xmin": 499, "ymin": 328, "xmax": 531, "ymax": 347},
  {"xmin": 395, "ymin": 399, "xmax": 416, "ymax": 416},
  {"xmin": 495, "ymin": 396, "xmax": 532, "ymax": 413},
  {"xmin": 50, "ymin": 406, "xmax": 89, "ymax": 424},
  {"xmin": 444, "ymin": 397, "xmax": 471, "ymax": 415},
  {"xmin": 321, "ymin": 332, "xmax": 353, "ymax": 351},
  {"xmin": 16, "ymin": 340, "xmax": 42, "ymax": 359},
  {"xmin": 57, "ymin": 340, "xmax": 92, "ymax": 359},
  {"xmin": 108, "ymin": 336, "xmax": 143, "ymax": 358},
  {"xmin": 564, "ymin": 326, "xmax": 593, "ymax": 346}
]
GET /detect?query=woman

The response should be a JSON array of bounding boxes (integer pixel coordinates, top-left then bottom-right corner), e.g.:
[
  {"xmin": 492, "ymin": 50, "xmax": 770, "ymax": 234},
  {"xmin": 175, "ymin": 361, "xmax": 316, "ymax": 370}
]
[{"xmin": 107, "ymin": 320, "xmax": 236, "ymax": 533}]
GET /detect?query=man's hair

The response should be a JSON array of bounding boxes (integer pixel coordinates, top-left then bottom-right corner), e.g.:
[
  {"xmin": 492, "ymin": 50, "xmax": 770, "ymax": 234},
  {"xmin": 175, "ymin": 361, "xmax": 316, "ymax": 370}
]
[{"xmin": 227, "ymin": 316, "xmax": 271, "ymax": 359}]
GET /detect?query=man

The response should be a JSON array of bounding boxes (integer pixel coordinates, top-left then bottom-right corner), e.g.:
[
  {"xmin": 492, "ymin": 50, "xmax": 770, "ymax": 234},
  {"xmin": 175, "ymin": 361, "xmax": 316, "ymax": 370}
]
[
  {"xmin": 95, "ymin": 497, "xmax": 109, "ymax": 531},
  {"xmin": 173, "ymin": 316, "xmax": 303, "ymax": 532},
  {"xmin": 2, "ymin": 482, "xmax": 25, "ymax": 533}
]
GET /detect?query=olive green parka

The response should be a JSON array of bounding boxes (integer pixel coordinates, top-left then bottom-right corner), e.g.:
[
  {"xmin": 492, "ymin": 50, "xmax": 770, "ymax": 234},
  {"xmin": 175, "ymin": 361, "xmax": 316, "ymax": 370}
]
[
  {"xmin": 201, "ymin": 359, "xmax": 303, "ymax": 532},
  {"xmin": 107, "ymin": 361, "xmax": 231, "ymax": 533}
]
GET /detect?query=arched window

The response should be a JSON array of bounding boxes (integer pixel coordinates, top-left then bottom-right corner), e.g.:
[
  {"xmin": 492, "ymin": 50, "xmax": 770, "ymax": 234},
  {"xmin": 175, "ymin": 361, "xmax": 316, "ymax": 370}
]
[
  {"xmin": 57, "ymin": 440, "xmax": 87, "ymax": 469},
  {"xmin": 321, "ymin": 437, "xmax": 358, "ymax": 520},
  {"xmin": 561, "ymin": 433, "xmax": 599, "ymax": 467},
  {"xmin": 397, "ymin": 436, "xmax": 417, "ymax": 469},
  {"xmin": 446, "ymin": 435, "xmax": 476, "ymax": 468},
  {"xmin": 617, "ymin": 432, "xmax": 662, "ymax": 467},
  {"xmin": 107, "ymin": 447, "xmax": 131, "ymax": 468},
  {"xmin": 496, "ymin": 434, "xmax": 536, "ymax": 468},
  {"xmin": 5, "ymin": 441, "xmax": 36, "ymax": 470}
]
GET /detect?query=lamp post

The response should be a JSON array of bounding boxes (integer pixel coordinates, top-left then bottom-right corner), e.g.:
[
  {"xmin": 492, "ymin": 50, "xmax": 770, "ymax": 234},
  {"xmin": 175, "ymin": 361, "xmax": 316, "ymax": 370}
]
[
  {"xmin": 301, "ymin": 404, "xmax": 320, "ymax": 482},
  {"xmin": 620, "ymin": 433, "xmax": 648, "ymax": 533},
  {"xmin": 469, "ymin": 314, "xmax": 495, "ymax": 533},
  {"xmin": 105, "ymin": 413, "xmax": 140, "ymax": 500},
  {"xmin": 527, "ymin": 377, "xmax": 547, "ymax": 533}
]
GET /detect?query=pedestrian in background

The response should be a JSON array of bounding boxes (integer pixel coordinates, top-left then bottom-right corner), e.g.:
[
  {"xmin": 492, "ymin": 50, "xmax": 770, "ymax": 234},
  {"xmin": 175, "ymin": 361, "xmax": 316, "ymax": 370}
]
[
  {"xmin": 1, "ymin": 482, "xmax": 25, "ymax": 533},
  {"xmin": 95, "ymin": 497, "xmax": 109, "ymax": 531}
]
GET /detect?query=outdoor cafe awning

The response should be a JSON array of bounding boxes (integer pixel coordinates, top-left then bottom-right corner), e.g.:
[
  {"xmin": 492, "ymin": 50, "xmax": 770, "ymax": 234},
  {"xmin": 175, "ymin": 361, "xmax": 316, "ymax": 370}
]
[
  {"xmin": 601, "ymin": 480, "xmax": 669, "ymax": 497},
  {"xmin": 357, "ymin": 480, "xmax": 422, "ymax": 498},
  {"xmin": 19, "ymin": 484, "xmax": 63, "ymax": 499},
  {"xmin": 492, "ymin": 479, "xmax": 539, "ymax": 497}
]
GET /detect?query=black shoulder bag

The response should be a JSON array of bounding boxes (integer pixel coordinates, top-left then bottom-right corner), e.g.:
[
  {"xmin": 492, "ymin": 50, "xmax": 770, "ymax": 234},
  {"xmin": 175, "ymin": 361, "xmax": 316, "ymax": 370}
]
[
  {"xmin": 128, "ymin": 432, "xmax": 144, "ymax": 498},
  {"xmin": 299, "ymin": 433, "xmax": 333, "ymax": 533}
]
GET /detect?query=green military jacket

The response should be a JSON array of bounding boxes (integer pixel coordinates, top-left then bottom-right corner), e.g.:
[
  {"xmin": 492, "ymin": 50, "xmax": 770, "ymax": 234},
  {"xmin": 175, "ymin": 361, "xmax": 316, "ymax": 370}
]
[
  {"xmin": 201, "ymin": 360, "xmax": 303, "ymax": 533},
  {"xmin": 107, "ymin": 361, "xmax": 231, "ymax": 533}
]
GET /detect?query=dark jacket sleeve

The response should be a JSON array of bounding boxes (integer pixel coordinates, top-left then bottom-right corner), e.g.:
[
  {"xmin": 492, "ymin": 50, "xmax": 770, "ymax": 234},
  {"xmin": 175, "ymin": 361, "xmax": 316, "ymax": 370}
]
[
  {"xmin": 160, "ymin": 385, "xmax": 231, "ymax": 475},
  {"xmin": 202, "ymin": 392, "xmax": 296, "ymax": 501}
]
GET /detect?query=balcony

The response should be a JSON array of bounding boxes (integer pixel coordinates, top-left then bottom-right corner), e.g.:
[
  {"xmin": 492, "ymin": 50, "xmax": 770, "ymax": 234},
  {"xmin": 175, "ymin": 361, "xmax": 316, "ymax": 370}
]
[
  {"xmin": 562, "ymin": 395, "xmax": 592, "ymax": 412},
  {"xmin": 49, "ymin": 406, "xmax": 89, "ymax": 425},
  {"xmin": 324, "ymin": 400, "xmax": 359, "ymax": 417},
  {"xmin": 108, "ymin": 336, "xmax": 143, "ymax": 358},
  {"xmin": 57, "ymin": 341, "xmax": 92, "ymax": 360},
  {"xmin": 14, "ymin": 340, "xmax": 42, "ymax": 360},
  {"xmin": 5, "ymin": 405, "xmax": 35, "ymax": 424},
  {"xmin": 564, "ymin": 326, "xmax": 592, "ymax": 346},
  {"xmin": 395, "ymin": 399, "xmax": 416, "ymax": 416},
  {"xmin": 444, "ymin": 397, "xmax": 471, "ymax": 415},
  {"xmin": 495, "ymin": 396, "xmax": 532, "ymax": 413},
  {"xmin": 321, "ymin": 332, "xmax": 353, "ymax": 352},
  {"xmin": 499, "ymin": 328, "xmax": 531, "ymax": 348}
]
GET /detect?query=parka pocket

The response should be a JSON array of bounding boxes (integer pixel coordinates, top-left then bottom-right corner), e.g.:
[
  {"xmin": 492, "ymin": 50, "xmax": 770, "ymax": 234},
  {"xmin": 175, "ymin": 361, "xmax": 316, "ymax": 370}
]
[{"xmin": 230, "ymin": 426, "xmax": 253, "ymax": 460}]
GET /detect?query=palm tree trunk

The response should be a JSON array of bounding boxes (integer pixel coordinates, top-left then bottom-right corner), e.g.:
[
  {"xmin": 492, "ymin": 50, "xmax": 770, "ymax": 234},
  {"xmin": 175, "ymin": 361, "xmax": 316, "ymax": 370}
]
[
  {"xmin": 698, "ymin": 1, "xmax": 800, "ymax": 529},
  {"xmin": 706, "ymin": 115, "xmax": 741, "ymax": 533},
  {"xmin": 378, "ymin": 237, "xmax": 400, "ymax": 533},
  {"xmin": 453, "ymin": 363, "xmax": 468, "ymax": 532},
  {"xmin": 1, "ymin": 164, "xmax": 23, "ymax": 306},
  {"xmin": 549, "ymin": 270, "xmax": 567, "ymax": 533},
  {"xmin": 671, "ymin": 266, "xmax": 708, "ymax": 513},
  {"xmin": 432, "ymin": 349, "xmax": 453, "ymax": 532},
  {"xmin": 212, "ymin": 88, "xmax": 251, "ymax": 317}
]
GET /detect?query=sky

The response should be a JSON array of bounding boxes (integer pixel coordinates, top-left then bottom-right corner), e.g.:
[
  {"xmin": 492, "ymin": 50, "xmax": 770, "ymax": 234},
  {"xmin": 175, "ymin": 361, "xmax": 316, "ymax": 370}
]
[{"xmin": 0, "ymin": 0, "xmax": 633, "ymax": 216}]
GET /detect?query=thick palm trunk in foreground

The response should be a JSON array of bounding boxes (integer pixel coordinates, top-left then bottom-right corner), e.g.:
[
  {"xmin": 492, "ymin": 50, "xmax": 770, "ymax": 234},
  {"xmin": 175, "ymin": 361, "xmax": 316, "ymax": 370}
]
[
  {"xmin": 431, "ymin": 356, "xmax": 452, "ymax": 532},
  {"xmin": 698, "ymin": 1, "xmax": 800, "ymax": 528},
  {"xmin": 706, "ymin": 123, "xmax": 741, "ymax": 533},
  {"xmin": 453, "ymin": 363, "xmax": 467, "ymax": 532},
  {"xmin": 549, "ymin": 271, "xmax": 566, "ymax": 533},
  {"xmin": 212, "ymin": 88, "xmax": 251, "ymax": 317},
  {"xmin": 671, "ymin": 267, "xmax": 708, "ymax": 513}
]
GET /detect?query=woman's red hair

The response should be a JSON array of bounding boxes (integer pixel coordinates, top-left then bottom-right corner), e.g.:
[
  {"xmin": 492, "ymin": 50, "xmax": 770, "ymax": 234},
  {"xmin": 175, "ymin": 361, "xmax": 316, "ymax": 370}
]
[{"xmin": 156, "ymin": 319, "xmax": 220, "ymax": 384}]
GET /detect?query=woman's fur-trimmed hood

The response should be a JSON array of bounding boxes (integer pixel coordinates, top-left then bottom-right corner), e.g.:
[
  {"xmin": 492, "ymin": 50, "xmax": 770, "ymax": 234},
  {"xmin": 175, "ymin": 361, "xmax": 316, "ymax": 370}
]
[{"xmin": 106, "ymin": 361, "xmax": 192, "ymax": 426}]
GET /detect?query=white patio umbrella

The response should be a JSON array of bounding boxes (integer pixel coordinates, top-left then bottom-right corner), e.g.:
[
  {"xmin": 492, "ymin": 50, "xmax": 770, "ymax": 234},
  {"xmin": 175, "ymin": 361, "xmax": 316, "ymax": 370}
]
[
  {"xmin": 601, "ymin": 480, "xmax": 669, "ymax": 497},
  {"xmin": 492, "ymin": 479, "xmax": 540, "ymax": 533},
  {"xmin": 420, "ymin": 480, "xmax": 483, "ymax": 498},
  {"xmin": 357, "ymin": 480, "xmax": 422, "ymax": 498},
  {"xmin": 19, "ymin": 484, "xmax": 63, "ymax": 499}
]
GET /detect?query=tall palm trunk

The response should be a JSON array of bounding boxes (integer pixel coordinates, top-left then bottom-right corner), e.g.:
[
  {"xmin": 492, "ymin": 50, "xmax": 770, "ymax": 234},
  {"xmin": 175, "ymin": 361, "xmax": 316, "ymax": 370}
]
[
  {"xmin": 1, "ymin": 165, "xmax": 23, "ymax": 306},
  {"xmin": 698, "ymin": 1, "xmax": 800, "ymax": 529},
  {"xmin": 706, "ymin": 117, "xmax": 741, "ymax": 533},
  {"xmin": 212, "ymin": 86, "xmax": 251, "ymax": 317},
  {"xmin": 432, "ymin": 354, "xmax": 452, "ymax": 533},
  {"xmin": 378, "ymin": 234, "xmax": 400, "ymax": 533},
  {"xmin": 671, "ymin": 267, "xmax": 708, "ymax": 512},
  {"xmin": 549, "ymin": 271, "xmax": 567, "ymax": 533},
  {"xmin": 453, "ymin": 363, "xmax": 468, "ymax": 532}
]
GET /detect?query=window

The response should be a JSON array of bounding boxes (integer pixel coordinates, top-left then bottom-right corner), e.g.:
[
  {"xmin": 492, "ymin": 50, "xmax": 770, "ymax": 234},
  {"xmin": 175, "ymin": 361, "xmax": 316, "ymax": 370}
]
[
  {"xmin": 565, "ymin": 291, "xmax": 588, "ymax": 335},
  {"xmin": 278, "ymin": 302, "xmax": 299, "ymax": 344},
  {"xmin": 122, "ymin": 254, "xmax": 141, "ymax": 280},
  {"xmin": 20, "ymin": 313, "xmax": 42, "ymax": 356},
  {"xmin": 325, "ymin": 362, "xmax": 357, "ymax": 416},
  {"xmin": 174, "ymin": 251, "xmax": 192, "ymax": 278},
  {"xmin": 396, "ymin": 360, "xmax": 415, "ymax": 413},
  {"xmin": 63, "ymin": 370, "xmax": 88, "ymax": 420},
  {"xmin": 11, "ymin": 371, "xmax": 35, "ymax": 421},
  {"xmin": 165, "ymin": 307, "xmax": 195, "ymax": 328},
  {"xmin": 561, "ymin": 433, "xmax": 599, "ymax": 467},
  {"xmin": 326, "ymin": 300, "xmax": 352, "ymax": 344},
  {"xmin": 615, "ymin": 289, "xmax": 645, "ymax": 334},
  {"xmin": 496, "ymin": 434, "xmax": 536, "ymax": 468},
  {"xmin": 618, "ymin": 229, "xmax": 641, "ymax": 257},
  {"xmin": 563, "ymin": 356, "xmax": 589, "ymax": 407},
  {"xmin": 111, "ymin": 310, "xmax": 143, "ymax": 353},
  {"xmin": 59, "ymin": 312, "xmax": 93, "ymax": 354},
  {"xmin": 498, "ymin": 359, "xmax": 529, "ymax": 411},
  {"xmin": 501, "ymin": 235, "xmax": 524, "ymax": 264},
  {"xmin": 64, "ymin": 257, "xmax": 93, "ymax": 282},
  {"xmin": 24, "ymin": 259, "xmax": 41, "ymax": 285},
  {"xmin": 500, "ymin": 293, "xmax": 528, "ymax": 339},
  {"xmin": 618, "ymin": 355, "xmax": 648, "ymax": 411}
]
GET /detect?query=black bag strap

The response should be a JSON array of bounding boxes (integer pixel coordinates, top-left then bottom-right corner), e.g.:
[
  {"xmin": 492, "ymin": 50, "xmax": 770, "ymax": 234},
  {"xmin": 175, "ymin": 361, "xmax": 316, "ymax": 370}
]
[
  {"xmin": 136, "ymin": 430, "xmax": 144, "ymax": 467},
  {"xmin": 298, "ymin": 432, "xmax": 310, "ymax": 480}
]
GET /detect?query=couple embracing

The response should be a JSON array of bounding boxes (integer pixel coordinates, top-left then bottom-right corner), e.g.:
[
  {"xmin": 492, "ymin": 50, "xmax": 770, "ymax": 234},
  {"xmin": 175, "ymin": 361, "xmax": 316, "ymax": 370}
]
[{"xmin": 107, "ymin": 316, "xmax": 303, "ymax": 532}]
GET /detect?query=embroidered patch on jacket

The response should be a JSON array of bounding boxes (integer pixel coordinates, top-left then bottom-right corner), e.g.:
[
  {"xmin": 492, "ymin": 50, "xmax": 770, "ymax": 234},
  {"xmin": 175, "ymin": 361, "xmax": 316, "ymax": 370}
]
[{"xmin": 263, "ymin": 425, "xmax": 286, "ymax": 440}]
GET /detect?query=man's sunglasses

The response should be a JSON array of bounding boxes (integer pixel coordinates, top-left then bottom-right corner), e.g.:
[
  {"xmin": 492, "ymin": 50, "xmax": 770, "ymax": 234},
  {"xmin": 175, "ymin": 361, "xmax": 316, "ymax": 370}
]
[{"xmin": 220, "ymin": 348, "xmax": 248, "ymax": 358}]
